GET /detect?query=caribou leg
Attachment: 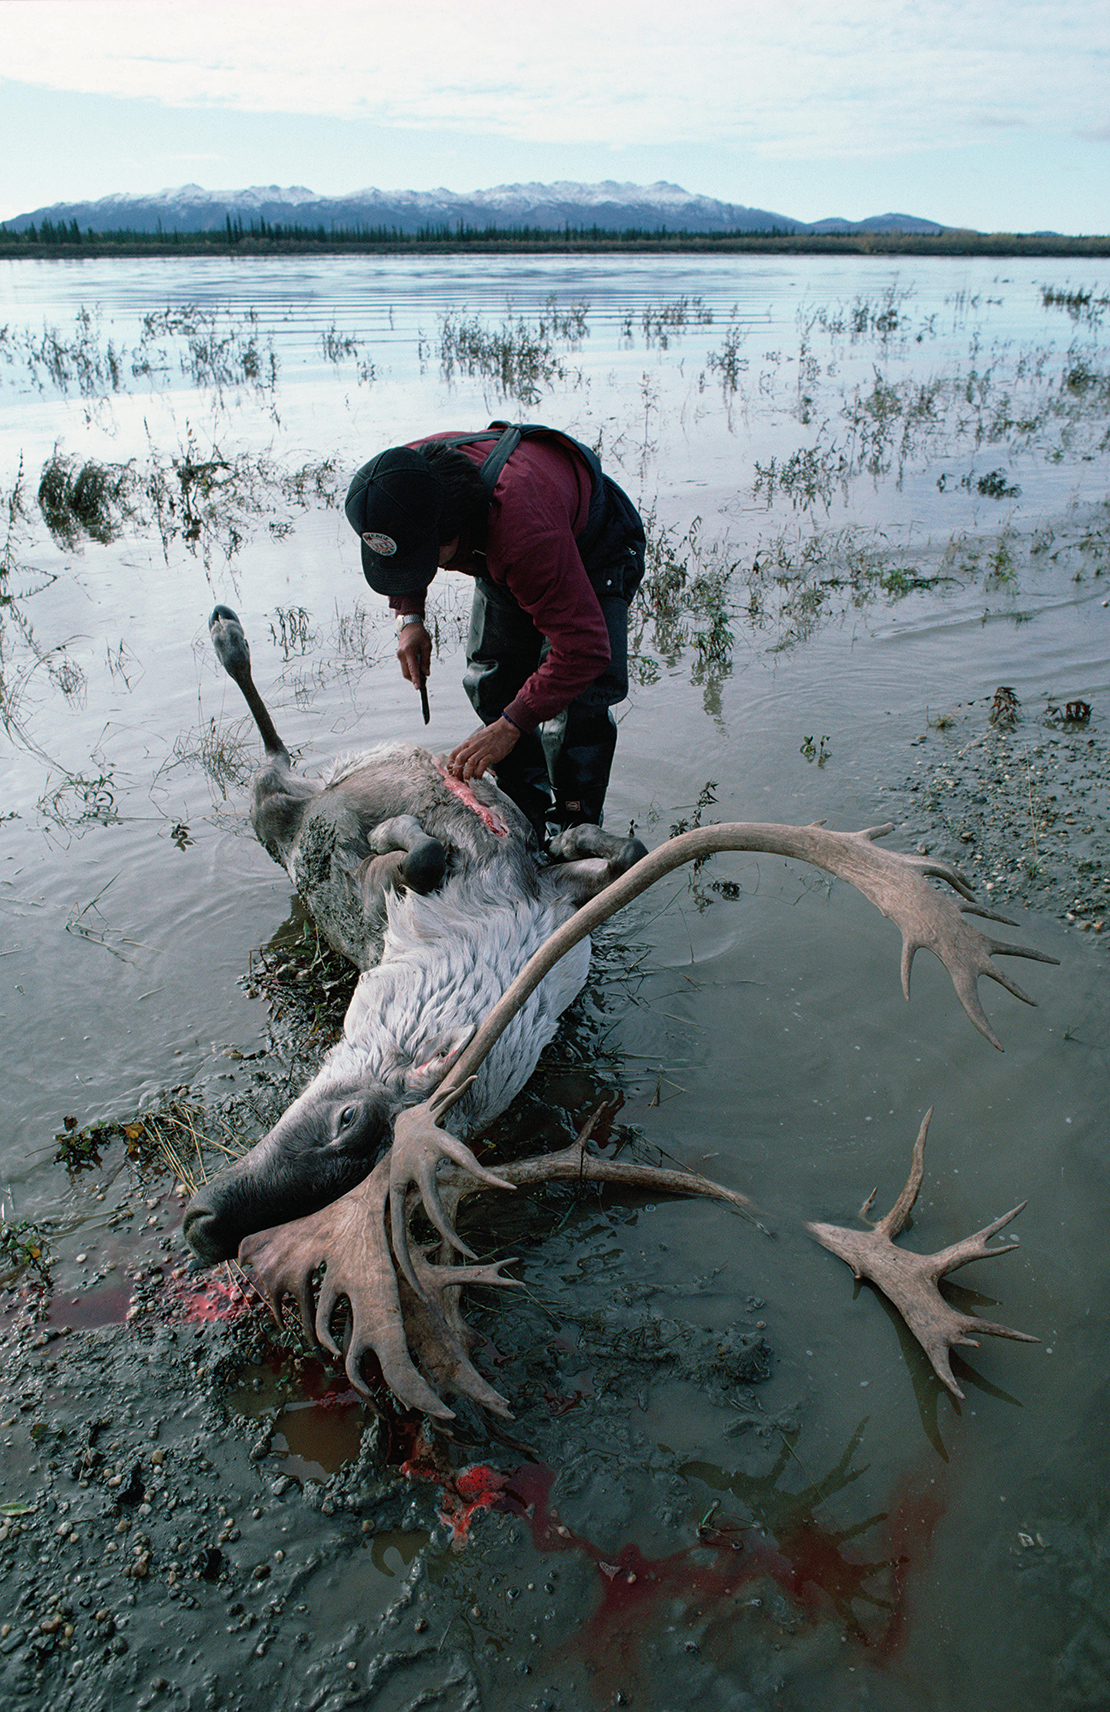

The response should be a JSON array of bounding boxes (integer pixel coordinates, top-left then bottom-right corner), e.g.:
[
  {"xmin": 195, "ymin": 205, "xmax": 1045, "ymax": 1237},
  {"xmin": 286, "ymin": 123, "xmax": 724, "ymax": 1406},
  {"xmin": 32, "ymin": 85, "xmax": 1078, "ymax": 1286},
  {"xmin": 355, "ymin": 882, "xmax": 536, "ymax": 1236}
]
[{"xmin": 546, "ymin": 824, "xmax": 650, "ymax": 904}]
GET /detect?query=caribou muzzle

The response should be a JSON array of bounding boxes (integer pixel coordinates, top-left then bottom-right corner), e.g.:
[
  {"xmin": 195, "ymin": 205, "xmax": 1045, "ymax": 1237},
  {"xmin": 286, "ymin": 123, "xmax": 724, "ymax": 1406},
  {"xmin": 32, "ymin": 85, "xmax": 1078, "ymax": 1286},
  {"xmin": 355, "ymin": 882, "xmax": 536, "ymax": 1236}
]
[{"xmin": 184, "ymin": 1079, "xmax": 394, "ymax": 1263}]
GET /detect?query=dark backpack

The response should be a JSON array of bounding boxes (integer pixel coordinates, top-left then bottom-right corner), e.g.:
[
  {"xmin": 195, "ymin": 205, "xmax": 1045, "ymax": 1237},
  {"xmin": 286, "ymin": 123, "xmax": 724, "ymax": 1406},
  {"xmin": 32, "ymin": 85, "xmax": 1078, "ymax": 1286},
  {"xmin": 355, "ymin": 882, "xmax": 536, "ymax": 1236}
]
[{"xmin": 441, "ymin": 421, "xmax": 645, "ymax": 603}]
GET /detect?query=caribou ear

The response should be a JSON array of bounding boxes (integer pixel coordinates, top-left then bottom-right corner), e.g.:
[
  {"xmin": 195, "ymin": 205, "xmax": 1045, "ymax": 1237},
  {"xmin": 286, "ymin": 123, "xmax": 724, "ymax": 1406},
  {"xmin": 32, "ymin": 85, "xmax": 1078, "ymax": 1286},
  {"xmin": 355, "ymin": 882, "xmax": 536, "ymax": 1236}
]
[{"xmin": 402, "ymin": 1028, "xmax": 473, "ymax": 1096}]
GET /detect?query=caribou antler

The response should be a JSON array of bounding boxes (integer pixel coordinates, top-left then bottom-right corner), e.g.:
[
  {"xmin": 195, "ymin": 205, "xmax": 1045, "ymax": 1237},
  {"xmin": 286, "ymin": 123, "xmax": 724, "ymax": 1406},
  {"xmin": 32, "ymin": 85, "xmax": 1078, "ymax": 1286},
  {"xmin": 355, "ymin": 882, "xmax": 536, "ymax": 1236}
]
[
  {"xmin": 240, "ymin": 1107, "xmax": 757, "ymax": 1420},
  {"xmin": 806, "ymin": 1109, "xmax": 1038, "ymax": 1398},
  {"xmin": 243, "ymin": 821, "xmax": 1051, "ymax": 1419},
  {"xmin": 391, "ymin": 821, "xmax": 1055, "ymax": 1282}
]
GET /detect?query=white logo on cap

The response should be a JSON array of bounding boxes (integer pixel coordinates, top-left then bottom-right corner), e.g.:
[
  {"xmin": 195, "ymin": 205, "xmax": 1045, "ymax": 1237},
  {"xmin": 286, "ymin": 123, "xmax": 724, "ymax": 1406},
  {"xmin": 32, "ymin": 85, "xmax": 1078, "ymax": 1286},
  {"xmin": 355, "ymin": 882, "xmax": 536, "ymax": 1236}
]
[{"xmin": 362, "ymin": 531, "xmax": 398, "ymax": 556}]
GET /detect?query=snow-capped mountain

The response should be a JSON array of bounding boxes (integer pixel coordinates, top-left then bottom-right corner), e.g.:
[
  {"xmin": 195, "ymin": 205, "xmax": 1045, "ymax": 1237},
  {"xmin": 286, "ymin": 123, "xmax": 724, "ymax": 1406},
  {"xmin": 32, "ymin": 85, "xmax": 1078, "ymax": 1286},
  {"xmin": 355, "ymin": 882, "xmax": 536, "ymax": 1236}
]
[{"xmin": 3, "ymin": 180, "xmax": 949, "ymax": 237}]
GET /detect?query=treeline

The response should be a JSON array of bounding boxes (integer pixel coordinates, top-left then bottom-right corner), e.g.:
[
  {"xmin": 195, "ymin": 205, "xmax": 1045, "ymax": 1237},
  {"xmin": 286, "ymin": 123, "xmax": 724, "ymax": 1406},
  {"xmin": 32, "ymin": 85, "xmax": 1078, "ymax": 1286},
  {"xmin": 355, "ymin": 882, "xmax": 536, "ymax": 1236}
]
[{"xmin": 2, "ymin": 216, "xmax": 1109, "ymax": 258}]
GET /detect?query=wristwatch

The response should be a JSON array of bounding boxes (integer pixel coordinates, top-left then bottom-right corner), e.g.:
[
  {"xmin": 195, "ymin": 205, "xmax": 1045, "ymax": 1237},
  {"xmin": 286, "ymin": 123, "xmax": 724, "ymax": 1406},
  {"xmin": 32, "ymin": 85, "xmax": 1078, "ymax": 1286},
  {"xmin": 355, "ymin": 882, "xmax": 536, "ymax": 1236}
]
[{"xmin": 395, "ymin": 614, "xmax": 425, "ymax": 634}]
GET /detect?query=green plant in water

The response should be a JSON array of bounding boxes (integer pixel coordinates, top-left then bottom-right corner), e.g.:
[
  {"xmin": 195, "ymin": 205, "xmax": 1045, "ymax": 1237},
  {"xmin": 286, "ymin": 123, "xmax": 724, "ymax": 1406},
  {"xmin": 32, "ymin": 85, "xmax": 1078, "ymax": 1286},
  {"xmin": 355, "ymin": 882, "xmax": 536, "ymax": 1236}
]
[
  {"xmin": 986, "ymin": 536, "xmax": 1018, "ymax": 586},
  {"xmin": 320, "ymin": 325, "xmax": 360, "ymax": 362},
  {"xmin": 705, "ymin": 322, "xmax": 748, "ymax": 394},
  {"xmin": 37, "ymin": 452, "xmax": 138, "ymax": 547},
  {"xmin": 438, "ymin": 295, "xmax": 588, "ymax": 405},
  {"xmin": 0, "ymin": 1217, "xmax": 51, "ymax": 1278}
]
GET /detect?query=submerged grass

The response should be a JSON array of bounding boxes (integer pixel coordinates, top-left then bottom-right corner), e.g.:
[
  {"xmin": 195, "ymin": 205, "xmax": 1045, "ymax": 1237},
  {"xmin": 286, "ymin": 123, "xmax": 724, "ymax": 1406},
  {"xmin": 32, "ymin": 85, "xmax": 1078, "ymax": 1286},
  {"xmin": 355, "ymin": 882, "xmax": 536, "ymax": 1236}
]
[
  {"xmin": 630, "ymin": 513, "xmax": 742, "ymax": 713},
  {"xmin": 31, "ymin": 434, "xmax": 343, "ymax": 568},
  {"xmin": 2, "ymin": 302, "xmax": 280, "ymax": 406},
  {"xmin": 437, "ymin": 295, "xmax": 588, "ymax": 404},
  {"xmin": 37, "ymin": 452, "xmax": 139, "ymax": 546},
  {"xmin": 171, "ymin": 716, "xmax": 257, "ymax": 794}
]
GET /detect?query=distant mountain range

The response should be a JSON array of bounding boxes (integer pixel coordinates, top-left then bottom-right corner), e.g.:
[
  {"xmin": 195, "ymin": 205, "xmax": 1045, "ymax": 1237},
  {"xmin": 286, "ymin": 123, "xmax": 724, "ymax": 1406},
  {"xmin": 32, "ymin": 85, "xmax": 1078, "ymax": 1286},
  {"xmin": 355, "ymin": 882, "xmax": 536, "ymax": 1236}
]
[{"xmin": 3, "ymin": 180, "xmax": 954, "ymax": 237}]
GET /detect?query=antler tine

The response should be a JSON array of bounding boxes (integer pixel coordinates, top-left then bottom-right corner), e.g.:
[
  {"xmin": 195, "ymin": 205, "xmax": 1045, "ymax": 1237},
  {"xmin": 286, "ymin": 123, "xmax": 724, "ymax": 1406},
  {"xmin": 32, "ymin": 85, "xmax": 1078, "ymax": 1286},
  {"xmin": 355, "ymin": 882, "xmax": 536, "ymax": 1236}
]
[
  {"xmin": 400, "ymin": 1252, "xmax": 520, "ymax": 1418},
  {"xmin": 873, "ymin": 1108, "xmax": 930, "ymax": 1239},
  {"xmin": 388, "ymin": 1107, "xmax": 516, "ymax": 1297},
  {"xmin": 926, "ymin": 1201, "xmax": 1029, "ymax": 1276},
  {"xmin": 808, "ymin": 1114, "xmax": 1038, "ymax": 1400}
]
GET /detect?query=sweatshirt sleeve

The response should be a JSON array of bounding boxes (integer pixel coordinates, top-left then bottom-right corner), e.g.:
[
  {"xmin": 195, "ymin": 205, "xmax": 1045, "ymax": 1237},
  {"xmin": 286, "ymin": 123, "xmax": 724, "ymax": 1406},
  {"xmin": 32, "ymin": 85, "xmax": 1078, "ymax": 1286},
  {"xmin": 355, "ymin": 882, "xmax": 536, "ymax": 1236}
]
[{"xmin": 486, "ymin": 446, "xmax": 611, "ymax": 732}]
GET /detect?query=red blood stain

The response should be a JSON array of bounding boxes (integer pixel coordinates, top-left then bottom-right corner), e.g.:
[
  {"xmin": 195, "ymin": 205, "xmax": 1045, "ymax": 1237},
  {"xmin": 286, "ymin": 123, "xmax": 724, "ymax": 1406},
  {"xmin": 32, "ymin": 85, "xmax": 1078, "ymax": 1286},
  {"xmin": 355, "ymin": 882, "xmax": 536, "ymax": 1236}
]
[
  {"xmin": 402, "ymin": 1449, "xmax": 512, "ymax": 1544},
  {"xmin": 172, "ymin": 1272, "xmax": 255, "ymax": 1324},
  {"xmin": 400, "ymin": 1447, "xmax": 945, "ymax": 1693}
]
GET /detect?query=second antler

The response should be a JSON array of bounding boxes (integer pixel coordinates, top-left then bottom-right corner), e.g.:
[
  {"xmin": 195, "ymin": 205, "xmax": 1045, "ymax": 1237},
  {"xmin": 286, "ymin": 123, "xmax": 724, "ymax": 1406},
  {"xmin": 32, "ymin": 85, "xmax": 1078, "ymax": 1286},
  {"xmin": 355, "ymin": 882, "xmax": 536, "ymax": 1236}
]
[
  {"xmin": 807, "ymin": 1108, "xmax": 1039, "ymax": 1398},
  {"xmin": 388, "ymin": 820, "xmax": 1055, "ymax": 1281}
]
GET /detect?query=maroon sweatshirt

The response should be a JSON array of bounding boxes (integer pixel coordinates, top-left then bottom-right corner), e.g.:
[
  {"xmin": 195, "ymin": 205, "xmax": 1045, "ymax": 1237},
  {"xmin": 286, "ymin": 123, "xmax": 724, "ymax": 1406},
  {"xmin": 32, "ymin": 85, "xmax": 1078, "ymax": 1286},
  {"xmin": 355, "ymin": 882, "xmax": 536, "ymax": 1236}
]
[{"xmin": 389, "ymin": 432, "xmax": 612, "ymax": 734}]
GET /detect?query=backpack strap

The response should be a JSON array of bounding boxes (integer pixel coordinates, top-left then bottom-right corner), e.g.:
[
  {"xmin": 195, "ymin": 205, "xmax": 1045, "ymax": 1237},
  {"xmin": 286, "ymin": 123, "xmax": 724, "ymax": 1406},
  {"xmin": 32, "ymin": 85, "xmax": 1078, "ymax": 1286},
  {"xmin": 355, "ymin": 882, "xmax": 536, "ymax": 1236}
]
[{"xmin": 438, "ymin": 423, "xmax": 615, "ymax": 565}]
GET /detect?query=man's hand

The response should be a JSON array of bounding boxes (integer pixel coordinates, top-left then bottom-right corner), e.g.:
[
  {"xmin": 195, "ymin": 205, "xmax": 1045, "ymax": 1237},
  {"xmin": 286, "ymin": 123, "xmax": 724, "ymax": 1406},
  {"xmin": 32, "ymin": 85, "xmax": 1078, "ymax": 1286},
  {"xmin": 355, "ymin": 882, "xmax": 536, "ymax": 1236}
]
[
  {"xmin": 447, "ymin": 718, "xmax": 521, "ymax": 781},
  {"xmin": 397, "ymin": 622, "xmax": 431, "ymax": 690}
]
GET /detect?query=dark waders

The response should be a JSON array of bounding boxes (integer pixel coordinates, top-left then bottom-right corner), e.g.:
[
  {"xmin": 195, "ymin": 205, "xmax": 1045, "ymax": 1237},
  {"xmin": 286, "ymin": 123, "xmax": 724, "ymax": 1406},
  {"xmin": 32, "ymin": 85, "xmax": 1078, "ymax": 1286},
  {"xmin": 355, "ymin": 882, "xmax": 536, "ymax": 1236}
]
[
  {"xmin": 463, "ymin": 578, "xmax": 631, "ymax": 841},
  {"xmin": 444, "ymin": 422, "xmax": 646, "ymax": 843}
]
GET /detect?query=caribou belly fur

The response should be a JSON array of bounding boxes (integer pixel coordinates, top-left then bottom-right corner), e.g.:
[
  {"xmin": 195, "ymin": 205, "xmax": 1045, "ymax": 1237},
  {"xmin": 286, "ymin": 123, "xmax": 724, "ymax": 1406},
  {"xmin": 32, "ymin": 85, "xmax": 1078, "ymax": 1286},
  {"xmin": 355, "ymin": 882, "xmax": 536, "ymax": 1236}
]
[{"xmin": 317, "ymin": 854, "xmax": 590, "ymax": 1133}]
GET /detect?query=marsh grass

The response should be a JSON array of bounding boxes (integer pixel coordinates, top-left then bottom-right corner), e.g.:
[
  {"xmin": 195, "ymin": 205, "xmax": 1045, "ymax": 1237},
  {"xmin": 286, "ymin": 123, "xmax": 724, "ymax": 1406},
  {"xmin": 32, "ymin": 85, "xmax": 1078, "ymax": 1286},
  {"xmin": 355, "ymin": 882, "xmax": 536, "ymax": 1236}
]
[
  {"xmin": 37, "ymin": 452, "xmax": 139, "ymax": 546},
  {"xmin": 269, "ymin": 605, "xmax": 314, "ymax": 658},
  {"xmin": 40, "ymin": 769, "xmax": 118, "ymax": 829},
  {"xmin": 624, "ymin": 295, "xmax": 713, "ymax": 348},
  {"xmin": 21, "ymin": 307, "xmax": 124, "ymax": 397},
  {"xmin": 1, "ymin": 452, "xmax": 29, "ymax": 581},
  {"xmin": 331, "ymin": 602, "xmax": 384, "ymax": 665},
  {"xmin": 182, "ymin": 315, "xmax": 278, "ymax": 401},
  {"xmin": 3, "ymin": 301, "xmax": 280, "ymax": 409},
  {"xmin": 704, "ymin": 323, "xmax": 749, "ymax": 395},
  {"xmin": 750, "ymin": 288, "xmax": 1110, "ymax": 523},
  {"xmin": 172, "ymin": 716, "xmax": 256, "ymax": 794},
  {"xmin": 1041, "ymin": 284, "xmax": 1110, "ymax": 326},
  {"xmin": 140, "ymin": 438, "xmax": 341, "ymax": 567},
  {"xmin": 320, "ymin": 325, "xmax": 360, "ymax": 362},
  {"xmin": 630, "ymin": 514, "xmax": 741, "ymax": 711},
  {"xmin": 438, "ymin": 295, "xmax": 588, "ymax": 404}
]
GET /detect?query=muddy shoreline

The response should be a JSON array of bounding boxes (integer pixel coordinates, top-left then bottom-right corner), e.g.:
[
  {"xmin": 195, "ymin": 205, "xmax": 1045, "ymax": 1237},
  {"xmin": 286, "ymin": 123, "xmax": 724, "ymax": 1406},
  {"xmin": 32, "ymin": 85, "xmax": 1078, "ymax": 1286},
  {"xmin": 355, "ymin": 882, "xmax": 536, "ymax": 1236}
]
[{"xmin": 885, "ymin": 697, "xmax": 1108, "ymax": 935}]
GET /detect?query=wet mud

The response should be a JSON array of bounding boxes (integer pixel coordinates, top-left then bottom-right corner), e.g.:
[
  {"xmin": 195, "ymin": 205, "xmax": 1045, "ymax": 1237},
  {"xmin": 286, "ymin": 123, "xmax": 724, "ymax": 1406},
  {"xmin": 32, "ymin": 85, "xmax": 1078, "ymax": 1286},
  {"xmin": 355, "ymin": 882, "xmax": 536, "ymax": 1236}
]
[{"xmin": 887, "ymin": 699, "xmax": 1109, "ymax": 934}]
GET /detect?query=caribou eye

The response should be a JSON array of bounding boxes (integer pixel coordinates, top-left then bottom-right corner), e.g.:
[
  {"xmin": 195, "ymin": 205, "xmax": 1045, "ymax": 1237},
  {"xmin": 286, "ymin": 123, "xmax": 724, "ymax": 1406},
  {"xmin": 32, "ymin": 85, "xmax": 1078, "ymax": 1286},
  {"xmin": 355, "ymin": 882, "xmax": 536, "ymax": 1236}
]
[{"xmin": 337, "ymin": 1105, "xmax": 357, "ymax": 1130}]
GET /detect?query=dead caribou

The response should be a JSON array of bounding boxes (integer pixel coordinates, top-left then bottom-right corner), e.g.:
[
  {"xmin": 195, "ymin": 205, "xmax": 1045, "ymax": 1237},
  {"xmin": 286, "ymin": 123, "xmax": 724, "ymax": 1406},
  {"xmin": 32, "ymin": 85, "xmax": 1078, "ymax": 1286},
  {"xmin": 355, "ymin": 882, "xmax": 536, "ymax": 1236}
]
[
  {"xmin": 184, "ymin": 605, "xmax": 650, "ymax": 1267},
  {"xmin": 185, "ymin": 606, "xmax": 1054, "ymax": 1420}
]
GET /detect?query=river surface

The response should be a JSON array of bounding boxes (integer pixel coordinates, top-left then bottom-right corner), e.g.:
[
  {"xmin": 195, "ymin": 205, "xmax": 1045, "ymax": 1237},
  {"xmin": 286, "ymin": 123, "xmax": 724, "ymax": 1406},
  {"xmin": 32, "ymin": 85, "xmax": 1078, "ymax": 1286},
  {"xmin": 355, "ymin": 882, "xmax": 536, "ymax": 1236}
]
[{"xmin": 0, "ymin": 252, "xmax": 1108, "ymax": 1709}]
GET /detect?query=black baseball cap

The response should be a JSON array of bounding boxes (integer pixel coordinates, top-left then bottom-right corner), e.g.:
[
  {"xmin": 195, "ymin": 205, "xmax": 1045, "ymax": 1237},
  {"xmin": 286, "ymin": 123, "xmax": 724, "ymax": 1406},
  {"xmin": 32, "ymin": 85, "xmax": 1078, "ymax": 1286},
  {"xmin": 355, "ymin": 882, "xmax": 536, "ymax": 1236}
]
[{"xmin": 344, "ymin": 447, "xmax": 446, "ymax": 595}]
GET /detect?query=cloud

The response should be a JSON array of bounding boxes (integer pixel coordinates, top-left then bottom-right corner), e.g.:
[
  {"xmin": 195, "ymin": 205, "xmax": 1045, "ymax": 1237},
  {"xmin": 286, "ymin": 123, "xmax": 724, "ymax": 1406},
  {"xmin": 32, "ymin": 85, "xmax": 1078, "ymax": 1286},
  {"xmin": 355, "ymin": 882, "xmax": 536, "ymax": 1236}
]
[{"xmin": 2, "ymin": 0, "xmax": 1108, "ymax": 160}]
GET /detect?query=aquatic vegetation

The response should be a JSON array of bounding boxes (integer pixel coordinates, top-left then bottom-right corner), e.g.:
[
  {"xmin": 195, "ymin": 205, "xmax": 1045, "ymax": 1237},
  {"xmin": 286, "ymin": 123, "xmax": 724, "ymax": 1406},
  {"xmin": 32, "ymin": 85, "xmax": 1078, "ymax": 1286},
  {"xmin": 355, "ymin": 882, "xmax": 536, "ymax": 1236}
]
[
  {"xmin": 37, "ymin": 452, "xmax": 139, "ymax": 546},
  {"xmin": 320, "ymin": 324, "xmax": 360, "ymax": 362},
  {"xmin": 624, "ymin": 294, "xmax": 713, "ymax": 348},
  {"xmin": 269, "ymin": 605, "xmax": 314, "ymax": 658},
  {"xmin": 20, "ymin": 307, "xmax": 124, "ymax": 397},
  {"xmin": 182, "ymin": 315, "xmax": 278, "ymax": 400},
  {"xmin": 438, "ymin": 295, "xmax": 588, "ymax": 404},
  {"xmin": 753, "ymin": 440, "xmax": 851, "ymax": 512},
  {"xmin": 704, "ymin": 321, "xmax": 748, "ymax": 394},
  {"xmin": 1041, "ymin": 283, "xmax": 1109, "ymax": 326},
  {"xmin": 0, "ymin": 1215, "xmax": 51, "ymax": 1279},
  {"xmin": 171, "ymin": 715, "xmax": 256, "ymax": 794}
]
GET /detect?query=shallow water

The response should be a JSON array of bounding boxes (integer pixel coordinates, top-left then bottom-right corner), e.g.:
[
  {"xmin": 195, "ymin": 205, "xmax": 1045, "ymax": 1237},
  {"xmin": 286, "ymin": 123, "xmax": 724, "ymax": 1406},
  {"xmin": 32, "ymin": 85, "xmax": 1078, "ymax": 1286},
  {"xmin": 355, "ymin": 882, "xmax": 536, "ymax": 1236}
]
[{"xmin": 0, "ymin": 252, "xmax": 1108, "ymax": 1708}]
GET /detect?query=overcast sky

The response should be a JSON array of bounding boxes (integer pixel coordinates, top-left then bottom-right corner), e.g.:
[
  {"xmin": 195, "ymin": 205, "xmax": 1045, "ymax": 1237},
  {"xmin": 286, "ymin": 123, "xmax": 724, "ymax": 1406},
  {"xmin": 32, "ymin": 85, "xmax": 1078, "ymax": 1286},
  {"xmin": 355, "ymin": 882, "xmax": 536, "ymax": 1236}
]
[{"xmin": 1, "ymin": 0, "xmax": 1107, "ymax": 231}]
